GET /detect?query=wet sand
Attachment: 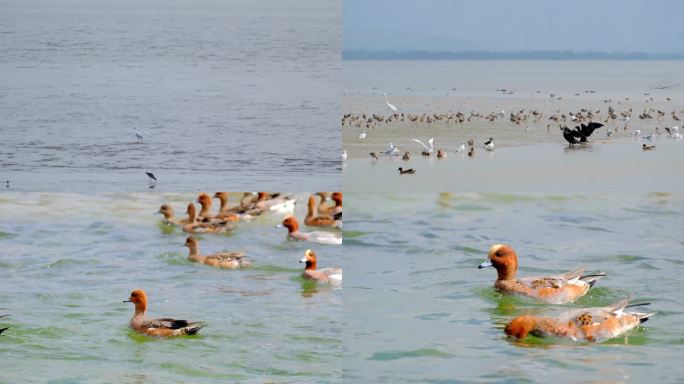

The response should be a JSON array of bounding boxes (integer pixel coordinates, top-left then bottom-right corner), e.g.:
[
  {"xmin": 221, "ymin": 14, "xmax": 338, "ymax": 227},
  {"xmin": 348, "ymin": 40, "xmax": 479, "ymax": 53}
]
[{"xmin": 343, "ymin": 138, "xmax": 684, "ymax": 193}]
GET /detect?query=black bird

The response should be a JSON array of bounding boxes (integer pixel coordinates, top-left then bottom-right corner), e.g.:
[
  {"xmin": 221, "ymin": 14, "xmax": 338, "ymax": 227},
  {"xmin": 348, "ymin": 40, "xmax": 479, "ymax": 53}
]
[
  {"xmin": 398, "ymin": 167, "xmax": 416, "ymax": 175},
  {"xmin": 577, "ymin": 122, "xmax": 604, "ymax": 142},
  {"xmin": 145, "ymin": 172, "xmax": 157, "ymax": 188},
  {"xmin": 563, "ymin": 127, "xmax": 583, "ymax": 146}
]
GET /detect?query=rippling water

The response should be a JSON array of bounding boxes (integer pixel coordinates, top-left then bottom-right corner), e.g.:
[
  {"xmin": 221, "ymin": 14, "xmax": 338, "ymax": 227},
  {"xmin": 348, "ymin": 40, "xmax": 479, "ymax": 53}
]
[
  {"xmin": 0, "ymin": 192, "xmax": 341, "ymax": 383},
  {"xmin": 343, "ymin": 193, "xmax": 684, "ymax": 383},
  {"xmin": 0, "ymin": 0, "xmax": 341, "ymax": 191}
]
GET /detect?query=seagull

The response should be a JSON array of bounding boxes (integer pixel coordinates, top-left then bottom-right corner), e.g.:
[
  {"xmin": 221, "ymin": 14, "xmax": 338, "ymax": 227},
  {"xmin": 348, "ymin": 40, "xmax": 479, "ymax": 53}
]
[
  {"xmin": 359, "ymin": 131, "xmax": 367, "ymax": 140},
  {"xmin": 384, "ymin": 93, "xmax": 398, "ymax": 112},
  {"xmin": 457, "ymin": 142, "xmax": 466, "ymax": 152},
  {"xmin": 383, "ymin": 143, "xmax": 400, "ymax": 156},
  {"xmin": 484, "ymin": 138, "xmax": 494, "ymax": 150},
  {"xmin": 632, "ymin": 129, "xmax": 642, "ymax": 136},
  {"xmin": 145, "ymin": 172, "xmax": 157, "ymax": 188},
  {"xmin": 133, "ymin": 128, "xmax": 143, "ymax": 143},
  {"xmin": 412, "ymin": 137, "xmax": 434, "ymax": 156},
  {"xmin": 642, "ymin": 132, "xmax": 654, "ymax": 141},
  {"xmin": 342, "ymin": 150, "xmax": 347, "ymax": 161},
  {"xmin": 398, "ymin": 167, "xmax": 415, "ymax": 175}
]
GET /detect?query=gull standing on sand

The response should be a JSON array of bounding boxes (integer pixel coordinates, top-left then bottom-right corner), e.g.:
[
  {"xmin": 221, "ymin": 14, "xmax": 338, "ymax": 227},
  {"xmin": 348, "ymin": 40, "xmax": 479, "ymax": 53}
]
[
  {"xmin": 384, "ymin": 93, "xmax": 398, "ymax": 112},
  {"xmin": 412, "ymin": 138, "xmax": 434, "ymax": 156},
  {"xmin": 133, "ymin": 127, "xmax": 143, "ymax": 143},
  {"xmin": 359, "ymin": 131, "xmax": 366, "ymax": 140}
]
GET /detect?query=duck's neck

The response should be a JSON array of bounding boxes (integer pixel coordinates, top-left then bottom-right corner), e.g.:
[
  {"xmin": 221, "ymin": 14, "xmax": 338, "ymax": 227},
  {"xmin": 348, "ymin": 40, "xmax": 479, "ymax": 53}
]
[
  {"xmin": 307, "ymin": 200, "xmax": 316, "ymax": 219},
  {"xmin": 133, "ymin": 303, "xmax": 146, "ymax": 317},
  {"xmin": 305, "ymin": 260, "xmax": 316, "ymax": 271},
  {"xmin": 162, "ymin": 211, "xmax": 174, "ymax": 220},
  {"xmin": 496, "ymin": 264, "xmax": 517, "ymax": 281},
  {"xmin": 199, "ymin": 202, "xmax": 211, "ymax": 216},
  {"xmin": 217, "ymin": 197, "xmax": 228, "ymax": 212},
  {"xmin": 187, "ymin": 243, "xmax": 199, "ymax": 256}
]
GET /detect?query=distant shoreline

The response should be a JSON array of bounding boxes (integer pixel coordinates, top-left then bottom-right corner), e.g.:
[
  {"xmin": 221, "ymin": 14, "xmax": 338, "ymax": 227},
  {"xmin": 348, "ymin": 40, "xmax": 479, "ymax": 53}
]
[{"xmin": 343, "ymin": 50, "xmax": 684, "ymax": 61}]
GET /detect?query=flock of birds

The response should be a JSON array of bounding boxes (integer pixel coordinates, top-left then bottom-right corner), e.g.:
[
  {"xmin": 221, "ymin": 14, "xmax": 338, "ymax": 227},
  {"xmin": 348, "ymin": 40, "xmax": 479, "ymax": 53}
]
[
  {"xmin": 0, "ymin": 193, "xmax": 343, "ymax": 338},
  {"xmin": 479, "ymin": 244, "xmax": 654, "ymax": 342},
  {"xmin": 341, "ymin": 93, "xmax": 683, "ymax": 167}
]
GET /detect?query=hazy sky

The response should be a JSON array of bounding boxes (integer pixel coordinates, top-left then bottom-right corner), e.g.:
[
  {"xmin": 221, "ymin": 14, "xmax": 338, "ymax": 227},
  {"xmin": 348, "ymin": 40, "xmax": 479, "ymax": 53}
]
[{"xmin": 343, "ymin": 0, "xmax": 684, "ymax": 53}]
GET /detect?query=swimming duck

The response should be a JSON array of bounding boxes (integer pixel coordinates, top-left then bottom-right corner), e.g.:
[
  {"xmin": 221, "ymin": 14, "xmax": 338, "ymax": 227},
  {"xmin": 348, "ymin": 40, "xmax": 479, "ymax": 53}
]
[
  {"xmin": 300, "ymin": 249, "xmax": 342, "ymax": 285},
  {"xmin": 182, "ymin": 205, "xmax": 235, "ymax": 234},
  {"xmin": 331, "ymin": 192, "xmax": 342, "ymax": 217},
  {"xmin": 402, "ymin": 151, "xmax": 411, "ymax": 161},
  {"xmin": 158, "ymin": 204, "xmax": 183, "ymax": 227},
  {"xmin": 304, "ymin": 196, "xmax": 339, "ymax": 228},
  {"xmin": 124, "ymin": 289, "xmax": 203, "ymax": 337},
  {"xmin": 398, "ymin": 167, "xmax": 415, "ymax": 175},
  {"xmin": 478, "ymin": 244, "xmax": 605, "ymax": 304},
  {"xmin": 196, "ymin": 193, "xmax": 216, "ymax": 221},
  {"xmin": 642, "ymin": 144, "xmax": 656, "ymax": 151},
  {"xmin": 184, "ymin": 236, "xmax": 250, "ymax": 269},
  {"xmin": 437, "ymin": 149, "xmax": 446, "ymax": 158},
  {"xmin": 280, "ymin": 216, "xmax": 342, "ymax": 245},
  {"xmin": 213, "ymin": 192, "xmax": 243, "ymax": 221},
  {"xmin": 316, "ymin": 192, "xmax": 334, "ymax": 215},
  {"xmin": 505, "ymin": 299, "xmax": 654, "ymax": 342}
]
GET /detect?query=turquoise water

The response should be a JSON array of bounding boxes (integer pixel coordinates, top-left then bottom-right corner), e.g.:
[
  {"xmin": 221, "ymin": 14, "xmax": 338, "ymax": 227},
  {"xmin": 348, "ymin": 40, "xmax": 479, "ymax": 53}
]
[
  {"xmin": 0, "ymin": 193, "xmax": 341, "ymax": 383},
  {"xmin": 343, "ymin": 193, "xmax": 684, "ymax": 383}
]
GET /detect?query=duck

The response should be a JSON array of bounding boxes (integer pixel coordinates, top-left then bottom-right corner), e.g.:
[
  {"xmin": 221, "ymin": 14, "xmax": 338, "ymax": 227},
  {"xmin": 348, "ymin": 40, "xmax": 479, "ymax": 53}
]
[
  {"xmin": 316, "ymin": 192, "xmax": 334, "ymax": 215},
  {"xmin": 184, "ymin": 236, "xmax": 250, "ymax": 269},
  {"xmin": 437, "ymin": 149, "xmax": 446, "ymax": 158},
  {"xmin": 280, "ymin": 216, "xmax": 342, "ymax": 245},
  {"xmin": 300, "ymin": 249, "xmax": 342, "ymax": 285},
  {"xmin": 478, "ymin": 244, "xmax": 605, "ymax": 304},
  {"xmin": 304, "ymin": 196, "xmax": 340, "ymax": 228},
  {"xmin": 642, "ymin": 144, "xmax": 656, "ymax": 151},
  {"xmin": 504, "ymin": 300, "xmax": 654, "ymax": 342},
  {"xmin": 124, "ymin": 289, "xmax": 203, "ymax": 337},
  {"xmin": 196, "ymin": 193, "xmax": 216, "ymax": 221},
  {"xmin": 331, "ymin": 192, "xmax": 342, "ymax": 217},
  {"xmin": 158, "ymin": 204, "xmax": 183, "ymax": 227},
  {"xmin": 182, "ymin": 205, "xmax": 235, "ymax": 234},
  {"xmin": 213, "ymin": 192, "xmax": 244, "ymax": 221},
  {"xmin": 402, "ymin": 151, "xmax": 411, "ymax": 161},
  {"xmin": 398, "ymin": 167, "xmax": 415, "ymax": 175}
]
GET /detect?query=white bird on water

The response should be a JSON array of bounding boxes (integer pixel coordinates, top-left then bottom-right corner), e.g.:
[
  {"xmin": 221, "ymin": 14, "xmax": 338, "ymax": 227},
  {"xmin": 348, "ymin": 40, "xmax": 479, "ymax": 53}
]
[
  {"xmin": 457, "ymin": 142, "xmax": 466, "ymax": 152},
  {"xmin": 133, "ymin": 128, "xmax": 143, "ymax": 143},
  {"xmin": 342, "ymin": 150, "xmax": 347, "ymax": 161},
  {"xmin": 632, "ymin": 129, "xmax": 642, "ymax": 136},
  {"xmin": 384, "ymin": 93, "xmax": 398, "ymax": 112},
  {"xmin": 484, "ymin": 138, "xmax": 495, "ymax": 150},
  {"xmin": 642, "ymin": 132, "xmax": 654, "ymax": 141},
  {"xmin": 412, "ymin": 138, "xmax": 434, "ymax": 155},
  {"xmin": 359, "ymin": 131, "xmax": 367, "ymax": 140}
]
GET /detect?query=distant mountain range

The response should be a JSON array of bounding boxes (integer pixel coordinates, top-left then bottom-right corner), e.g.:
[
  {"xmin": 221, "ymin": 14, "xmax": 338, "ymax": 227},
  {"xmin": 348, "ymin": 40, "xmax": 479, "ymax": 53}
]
[{"xmin": 343, "ymin": 50, "xmax": 684, "ymax": 61}]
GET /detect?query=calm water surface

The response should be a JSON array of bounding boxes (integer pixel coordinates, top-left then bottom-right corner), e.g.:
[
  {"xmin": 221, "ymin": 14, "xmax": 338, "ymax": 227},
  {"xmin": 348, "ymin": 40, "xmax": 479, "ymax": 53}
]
[
  {"xmin": 344, "ymin": 193, "xmax": 684, "ymax": 383},
  {"xmin": 0, "ymin": 192, "xmax": 341, "ymax": 383},
  {"xmin": 1, "ymin": 0, "xmax": 341, "ymax": 191}
]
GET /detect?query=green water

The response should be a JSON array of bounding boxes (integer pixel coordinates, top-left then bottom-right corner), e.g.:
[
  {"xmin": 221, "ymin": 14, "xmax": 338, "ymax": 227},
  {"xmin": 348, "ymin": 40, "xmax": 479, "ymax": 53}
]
[
  {"xmin": 0, "ymin": 193, "xmax": 342, "ymax": 383},
  {"xmin": 343, "ymin": 193, "xmax": 684, "ymax": 383}
]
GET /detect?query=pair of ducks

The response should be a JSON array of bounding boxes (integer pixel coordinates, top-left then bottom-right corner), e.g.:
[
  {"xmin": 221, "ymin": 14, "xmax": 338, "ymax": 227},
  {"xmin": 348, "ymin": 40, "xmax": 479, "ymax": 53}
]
[
  {"xmin": 479, "ymin": 244, "xmax": 654, "ymax": 342},
  {"xmin": 304, "ymin": 193, "xmax": 342, "ymax": 228},
  {"xmin": 125, "ymin": 249, "xmax": 341, "ymax": 337}
]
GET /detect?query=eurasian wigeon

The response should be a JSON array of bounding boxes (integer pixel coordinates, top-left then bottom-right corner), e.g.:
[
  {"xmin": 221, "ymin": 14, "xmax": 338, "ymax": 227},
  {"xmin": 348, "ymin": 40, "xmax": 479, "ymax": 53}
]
[
  {"xmin": 124, "ymin": 289, "xmax": 203, "ymax": 337},
  {"xmin": 316, "ymin": 192, "xmax": 334, "ymax": 215},
  {"xmin": 300, "ymin": 249, "xmax": 342, "ymax": 285},
  {"xmin": 158, "ymin": 204, "xmax": 182, "ymax": 227},
  {"xmin": 505, "ymin": 299, "xmax": 654, "ymax": 342},
  {"xmin": 478, "ymin": 244, "xmax": 605, "ymax": 304},
  {"xmin": 280, "ymin": 216, "xmax": 342, "ymax": 245},
  {"xmin": 197, "ymin": 193, "xmax": 217, "ymax": 220},
  {"xmin": 182, "ymin": 205, "xmax": 235, "ymax": 234},
  {"xmin": 213, "ymin": 192, "xmax": 243, "ymax": 221},
  {"xmin": 184, "ymin": 236, "xmax": 250, "ymax": 269},
  {"xmin": 331, "ymin": 192, "xmax": 342, "ymax": 217},
  {"xmin": 304, "ymin": 196, "xmax": 340, "ymax": 228}
]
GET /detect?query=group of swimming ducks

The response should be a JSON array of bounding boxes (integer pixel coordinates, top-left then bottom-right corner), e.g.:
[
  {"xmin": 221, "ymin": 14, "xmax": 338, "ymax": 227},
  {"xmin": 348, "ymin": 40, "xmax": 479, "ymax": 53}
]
[
  {"xmin": 123, "ymin": 192, "xmax": 343, "ymax": 337},
  {"xmin": 479, "ymin": 244, "xmax": 654, "ymax": 342}
]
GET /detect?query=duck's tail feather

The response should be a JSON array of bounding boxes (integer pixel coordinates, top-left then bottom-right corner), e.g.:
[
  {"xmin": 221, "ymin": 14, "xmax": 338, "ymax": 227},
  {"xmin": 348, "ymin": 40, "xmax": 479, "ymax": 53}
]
[
  {"xmin": 183, "ymin": 326, "xmax": 203, "ymax": 335},
  {"xmin": 0, "ymin": 327, "xmax": 8, "ymax": 335}
]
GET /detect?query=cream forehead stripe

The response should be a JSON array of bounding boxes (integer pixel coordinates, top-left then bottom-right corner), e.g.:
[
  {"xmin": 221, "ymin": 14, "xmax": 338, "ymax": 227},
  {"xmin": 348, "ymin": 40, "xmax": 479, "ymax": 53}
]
[{"xmin": 489, "ymin": 244, "xmax": 505, "ymax": 253}]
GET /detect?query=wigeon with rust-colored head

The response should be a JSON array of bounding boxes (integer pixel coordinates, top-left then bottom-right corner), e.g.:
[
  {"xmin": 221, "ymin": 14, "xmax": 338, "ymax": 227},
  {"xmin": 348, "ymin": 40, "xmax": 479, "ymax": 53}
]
[
  {"xmin": 478, "ymin": 244, "xmax": 605, "ymax": 304},
  {"xmin": 280, "ymin": 216, "xmax": 342, "ymax": 245},
  {"xmin": 300, "ymin": 249, "xmax": 341, "ymax": 285},
  {"xmin": 331, "ymin": 192, "xmax": 342, "ymax": 216},
  {"xmin": 184, "ymin": 236, "xmax": 250, "ymax": 269},
  {"xmin": 124, "ymin": 289, "xmax": 203, "ymax": 337},
  {"xmin": 197, "ymin": 193, "xmax": 215, "ymax": 220},
  {"xmin": 504, "ymin": 299, "xmax": 654, "ymax": 342}
]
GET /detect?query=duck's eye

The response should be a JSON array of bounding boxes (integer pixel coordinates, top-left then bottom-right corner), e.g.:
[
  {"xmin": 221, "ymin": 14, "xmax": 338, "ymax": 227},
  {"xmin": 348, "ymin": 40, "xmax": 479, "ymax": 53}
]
[{"xmin": 495, "ymin": 251, "xmax": 502, "ymax": 257}]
